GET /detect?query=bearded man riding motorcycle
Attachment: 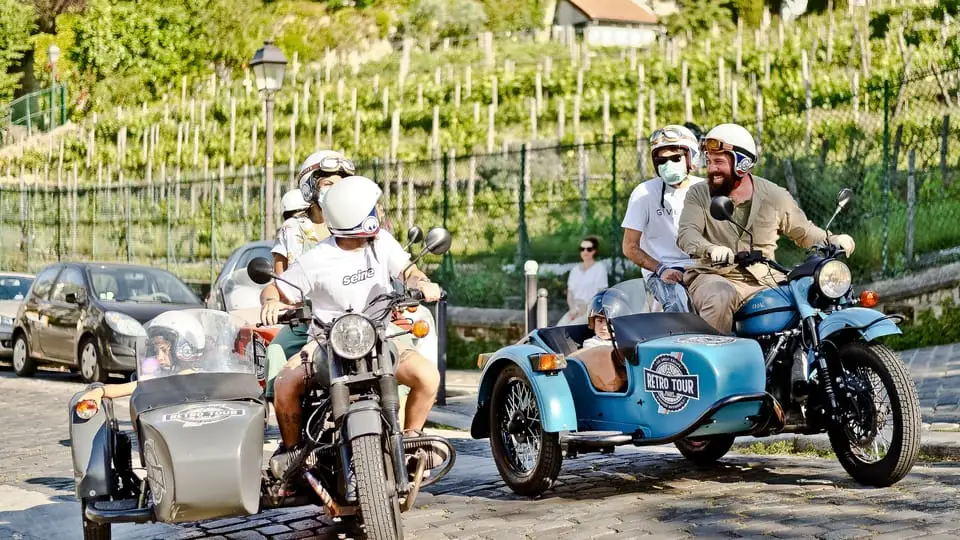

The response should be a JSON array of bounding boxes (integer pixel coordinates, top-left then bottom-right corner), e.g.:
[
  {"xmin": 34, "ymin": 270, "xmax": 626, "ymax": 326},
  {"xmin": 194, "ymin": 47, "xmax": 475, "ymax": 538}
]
[
  {"xmin": 259, "ymin": 175, "xmax": 442, "ymax": 479},
  {"xmin": 677, "ymin": 123, "xmax": 856, "ymax": 334}
]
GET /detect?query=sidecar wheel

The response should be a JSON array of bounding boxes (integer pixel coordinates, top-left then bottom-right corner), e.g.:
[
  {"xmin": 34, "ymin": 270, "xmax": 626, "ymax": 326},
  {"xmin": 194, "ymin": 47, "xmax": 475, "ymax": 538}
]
[
  {"xmin": 674, "ymin": 435, "xmax": 736, "ymax": 465},
  {"xmin": 81, "ymin": 501, "xmax": 111, "ymax": 540},
  {"xmin": 489, "ymin": 365, "xmax": 562, "ymax": 497},
  {"xmin": 827, "ymin": 342, "xmax": 920, "ymax": 487}
]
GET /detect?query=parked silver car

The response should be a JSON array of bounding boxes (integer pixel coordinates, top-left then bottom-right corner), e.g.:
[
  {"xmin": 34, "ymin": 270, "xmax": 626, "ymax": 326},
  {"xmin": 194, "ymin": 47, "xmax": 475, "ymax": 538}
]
[{"xmin": 0, "ymin": 272, "xmax": 34, "ymax": 359}]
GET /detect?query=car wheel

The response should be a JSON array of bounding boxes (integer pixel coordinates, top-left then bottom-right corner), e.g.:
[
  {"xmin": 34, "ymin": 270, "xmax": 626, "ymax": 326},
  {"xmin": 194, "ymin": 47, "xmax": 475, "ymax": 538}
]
[
  {"xmin": 79, "ymin": 338, "xmax": 108, "ymax": 384},
  {"xmin": 12, "ymin": 333, "xmax": 36, "ymax": 377}
]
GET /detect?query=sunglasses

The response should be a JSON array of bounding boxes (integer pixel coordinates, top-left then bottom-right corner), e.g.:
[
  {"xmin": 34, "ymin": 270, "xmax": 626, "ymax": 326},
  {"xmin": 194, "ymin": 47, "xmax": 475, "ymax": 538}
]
[
  {"xmin": 653, "ymin": 154, "xmax": 685, "ymax": 167},
  {"xmin": 579, "ymin": 246, "xmax": 595, "ymax": 252}
]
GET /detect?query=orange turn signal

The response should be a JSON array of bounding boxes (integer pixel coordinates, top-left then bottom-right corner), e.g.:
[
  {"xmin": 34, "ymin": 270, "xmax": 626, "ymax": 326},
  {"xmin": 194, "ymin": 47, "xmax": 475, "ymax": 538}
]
[
  {"xmin": 860, "ymin": 290, "xmax": 880, "ymax": 308},
  {"xmin": 530, "ymin": 353, "xmax": 567, "ymax": 372},
  {"xmin": 412, "ymin": 320, "xmax": 430, "ymax": 339},
  {"xmin": 477, "ymin": 353, "xmax": 492, "ymax": 369},
  {"xmin": 76, "ymin": 399, "xmax": 99, "ymax": 420},
  {"xmin": 405, "ymin": 306, "xmax": 418, "ymax": 313}
]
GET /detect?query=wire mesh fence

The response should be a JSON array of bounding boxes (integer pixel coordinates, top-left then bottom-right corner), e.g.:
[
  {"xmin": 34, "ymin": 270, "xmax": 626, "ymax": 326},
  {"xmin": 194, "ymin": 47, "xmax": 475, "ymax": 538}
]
[{"xmin": 0, "ymin": 64, "xmax": 957, "ymax": 306}]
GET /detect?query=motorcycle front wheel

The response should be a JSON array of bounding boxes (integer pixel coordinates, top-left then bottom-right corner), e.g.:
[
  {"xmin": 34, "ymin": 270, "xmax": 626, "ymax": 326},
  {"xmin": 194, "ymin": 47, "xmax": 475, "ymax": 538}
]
[
  {"xmin": 352, "ymin": 434, "xmax": 402, "ymax": 540},
  {"xmin": 826, "ymin": 342, "xmax": 921, "ymax": 487}
]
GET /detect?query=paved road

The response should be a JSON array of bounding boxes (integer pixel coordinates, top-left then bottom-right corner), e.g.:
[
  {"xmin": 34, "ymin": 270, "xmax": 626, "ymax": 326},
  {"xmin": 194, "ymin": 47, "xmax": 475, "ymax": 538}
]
[{"xmin": 3, "ymin": 369, "xmax": 960, "ymax": 540}]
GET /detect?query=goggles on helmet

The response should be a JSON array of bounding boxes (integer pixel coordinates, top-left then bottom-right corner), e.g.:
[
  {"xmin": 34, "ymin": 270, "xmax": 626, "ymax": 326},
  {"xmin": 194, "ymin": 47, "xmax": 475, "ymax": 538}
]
[
  {"xmin": 650, "ymin": 128, "xmax": 694, "ymax": 146},
  {"xmin": 700, "ymin": 137, "xmax": 754, "ymax": 160},
  {"xmin": 299, "ymin": 157, "xmax": 355, "ymax": 203}
]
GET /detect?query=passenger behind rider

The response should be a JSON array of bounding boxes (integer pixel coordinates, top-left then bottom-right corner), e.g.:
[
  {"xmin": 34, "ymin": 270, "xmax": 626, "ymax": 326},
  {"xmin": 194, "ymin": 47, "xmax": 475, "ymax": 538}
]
[
  {"xmin": 258, "ymin": 175, "xmax": 442, "ymax": 479},
  {"xmin": 621, "ymin": 124, "xmax": 704, "ymax": 313},
  {"xmin": 75, "ymin": 311, "xmax": 209, "ymax": 403},
  {"xmin": 264, "ymin": 151, "xmax": 355, "ymax": 399},
  {"xmin": 677, "ymin": 123, "xmax": 856, "ymax": 333}
]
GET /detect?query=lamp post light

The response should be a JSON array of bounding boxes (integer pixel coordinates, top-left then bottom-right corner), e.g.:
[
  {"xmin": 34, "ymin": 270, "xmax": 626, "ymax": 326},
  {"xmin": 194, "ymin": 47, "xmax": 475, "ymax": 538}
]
[
  {"xmin": 249, "ymin": 40, "xmax": 287, "ymax": 239},
  {"xmin": 48, "ymin": 44, "xmax": 60, "ymax": 129}
]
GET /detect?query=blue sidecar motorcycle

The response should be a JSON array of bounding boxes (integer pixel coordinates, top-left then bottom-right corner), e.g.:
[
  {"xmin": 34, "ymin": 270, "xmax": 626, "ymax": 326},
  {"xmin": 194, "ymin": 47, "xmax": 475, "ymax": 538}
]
[{"xmin": 472, "ymin": 190, "xmax": 920, "ymax": 497}]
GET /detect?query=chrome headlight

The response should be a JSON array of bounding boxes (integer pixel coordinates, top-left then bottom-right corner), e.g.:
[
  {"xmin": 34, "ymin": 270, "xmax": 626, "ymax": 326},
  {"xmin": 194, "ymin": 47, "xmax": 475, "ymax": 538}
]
[
  {"xmin": 105, "ymin": 311, "xmax": 147, "ymax": 337},
  {"xmin": 329, "ymin": 314, "xmax": 377, "ymax": 360},
  {"xmin": 815, "ymin": 260, "xmax": 852, "ymax": 299},
  {"xmin": 0, "ymin": 316, "xmax": 14, "ymax": 327}
]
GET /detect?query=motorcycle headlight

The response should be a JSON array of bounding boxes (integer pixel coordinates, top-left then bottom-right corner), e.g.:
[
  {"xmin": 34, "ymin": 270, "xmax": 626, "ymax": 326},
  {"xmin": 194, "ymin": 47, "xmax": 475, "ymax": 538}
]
[
  {"xmin": 105, "ymin": 311, "xmax": 147, "ymax": 337},
  {"xmin": 329, "ymin": 314, "xmax": 377, "ymax": 360},
  {"xmin": 815, "ymin": 260, "xmax": 852, "ymax": 299}
]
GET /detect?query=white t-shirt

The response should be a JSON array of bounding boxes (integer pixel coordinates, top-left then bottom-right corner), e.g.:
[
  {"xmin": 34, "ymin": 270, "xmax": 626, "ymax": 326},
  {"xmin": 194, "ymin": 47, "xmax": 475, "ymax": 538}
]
[
  {"xmin": 621, "ymin": 176, "xmax": 704, "ymax": 277},
  {"xmin": 568, "ymin": 263, "xmax": 609, "ymax": 305},
  {"xmin": 275, "ymin": 230, "xmax": 411, "ymax": 324}
]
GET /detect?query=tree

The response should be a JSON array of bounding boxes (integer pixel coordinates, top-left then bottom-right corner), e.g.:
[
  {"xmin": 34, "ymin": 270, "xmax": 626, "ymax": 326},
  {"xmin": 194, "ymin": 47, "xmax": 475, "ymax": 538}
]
[
  {"xmin": 0, "ymin": 0, "xmax": 35, "ymax": 101},
  {"xmin": 666, "ymin": 0, "xmax": 735, "ymax": 37}
]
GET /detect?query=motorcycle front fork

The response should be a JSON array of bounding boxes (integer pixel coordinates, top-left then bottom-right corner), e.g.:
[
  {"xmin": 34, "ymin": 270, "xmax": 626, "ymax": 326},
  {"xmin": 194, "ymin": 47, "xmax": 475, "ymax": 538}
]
[{"xmin": 804, "ymin": 316, "xmax": 844, "ymax": 424}]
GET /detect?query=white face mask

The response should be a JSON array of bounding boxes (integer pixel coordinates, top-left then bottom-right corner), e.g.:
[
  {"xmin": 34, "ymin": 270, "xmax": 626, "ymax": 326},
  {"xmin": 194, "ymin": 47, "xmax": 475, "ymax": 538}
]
[
  {"xmin": 658, "ymin": 159, "xmax": 687, "ymax": 186},
  {"xmin": 316, "ymin": 185, "xmax": 332, "ymax": 205}
]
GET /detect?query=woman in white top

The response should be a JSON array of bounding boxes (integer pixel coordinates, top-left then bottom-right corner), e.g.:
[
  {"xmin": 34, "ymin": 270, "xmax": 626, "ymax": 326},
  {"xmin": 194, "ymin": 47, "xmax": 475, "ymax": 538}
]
[{"xmin": 558, "ymin": 235, "xmax": 609, "ymax": 326}]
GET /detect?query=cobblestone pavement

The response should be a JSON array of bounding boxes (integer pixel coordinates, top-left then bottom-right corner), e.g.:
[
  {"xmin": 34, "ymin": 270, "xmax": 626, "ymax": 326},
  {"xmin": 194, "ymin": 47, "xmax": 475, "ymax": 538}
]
[
  {"xmin": 3, "ymin": 370, "xmax": 960, "ymax": 540},
  {"xmin": 901, "ymin": 344, "xmax": 960, "ymax": 424}
]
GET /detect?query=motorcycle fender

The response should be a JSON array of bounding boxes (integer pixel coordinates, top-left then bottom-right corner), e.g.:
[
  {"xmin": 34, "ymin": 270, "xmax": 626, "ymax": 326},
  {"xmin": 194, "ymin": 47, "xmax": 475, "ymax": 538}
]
[
  {"xmin": 69, "ymin": 390, "xmax": 113, "ymax": 500},
  {"xmin": 819, "ymin": 307, "xmax": 902, "ymax": 343},
  {"xmin": 471, "ymin": 345, "xmax": 578, "ymax": 439},
  {"xmin": 344, "ymin": 401, "xmax": 384, "ymax": 441}
]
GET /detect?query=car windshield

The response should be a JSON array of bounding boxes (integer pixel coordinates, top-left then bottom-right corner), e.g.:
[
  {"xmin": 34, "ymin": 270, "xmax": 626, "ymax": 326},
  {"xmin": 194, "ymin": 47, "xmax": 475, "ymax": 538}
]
[
  {"xmin": 89, "ymin": 266, "xmax": 199, "ymax": 304},
  {"xmin": 0, "ymin": 275, "xmax": 33, "ymax": 300},
  {"xmin": 136, "ymin": 309, "xmax": 253, "ymax": 381}
]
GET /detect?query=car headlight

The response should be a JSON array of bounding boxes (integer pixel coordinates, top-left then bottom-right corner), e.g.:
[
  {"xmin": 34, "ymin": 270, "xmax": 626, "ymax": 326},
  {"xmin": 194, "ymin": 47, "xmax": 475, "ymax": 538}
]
[
  {"xmin": 0, "ymin": 316, "xmax": 14, "ymax": 327},
  {"xmin": 104, "ymin": 311, "xmax": 147, "ymax": 337},
  {"xmin": 329, "ymin": 314, "xmax": 377, "ymax": 360},
  {"xmin": 816, "ymin": 260, "xmax": 852, "ymax": 299}
]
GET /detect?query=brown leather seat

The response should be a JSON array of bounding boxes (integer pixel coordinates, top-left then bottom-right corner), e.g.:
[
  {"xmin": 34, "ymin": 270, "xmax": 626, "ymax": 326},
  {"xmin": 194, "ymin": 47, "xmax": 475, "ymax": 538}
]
[{"xmin": 568, "ymin": 345, "xmax": 627, "ymax": 393}]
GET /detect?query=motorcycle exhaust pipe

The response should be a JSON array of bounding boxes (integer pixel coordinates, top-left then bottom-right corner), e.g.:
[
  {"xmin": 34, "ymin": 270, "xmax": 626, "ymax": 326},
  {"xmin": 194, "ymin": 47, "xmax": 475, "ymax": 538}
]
[{"xmin": 305, "ymin": 471, "xmax": 355, "ymax": 518}]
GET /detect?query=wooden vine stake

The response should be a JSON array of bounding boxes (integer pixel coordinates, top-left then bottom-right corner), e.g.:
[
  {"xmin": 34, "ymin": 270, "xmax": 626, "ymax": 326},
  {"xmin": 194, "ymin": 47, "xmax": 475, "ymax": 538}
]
[
  {"xmin": 290, "ymin": 113, "xmax": 298, "ymax": 188},
  {"xmin": 391, "ymin": 110, "xmax": 400, "ymax": 162},
  {"xmin": 432, "ymin": 106, "xmax": 440, "ymax": 153},
  {"xmin": 906, "ymin": 150, "xmax": 916, "ymax": 264},
  {"xmin": 731, "ymin": 79, "xmax": 739, "ymax": 122},
  {"xmin": 465, "ymin": 65, "xmax": 472, "ymax": 98},
  {"xmin": 718, "ymin": 57, "xmax": 726, "ymax": 102},
  {"xmin": 557, "ymin": 98, "xmax": 566, "ymax": 140},
  {"xmin": 602, "ymin": 91, "xmax": 611, "ymax": 142},
  {"xmin": 573, "ymin": 95, "xmax": 581, "ymax": 140},
  {"xmin": 648, "ymin": 90, "xmax": 657, "ymax": 134},
  {"xmin": 852, "ymin": 72, "xmax": 860, "ymax": 123},
  {"xmin": 467, "ymin": 155, "xmax": 476, "ymax": 218},
  {"xmin": 487, "ymin": 104, "xmax": 496, "ymax": 153},
  {"xmin": 684, "ymin": 88, "xmax": 693, "ymax": 124},
  {"xmin": 802, "ymin": 50, "xmax": 812, "ymax": 152},
  {"xmin": 529, "ymin": 98, "xmax": 538, "ymax": 141},
  {"xmin": 229, "ymin": 97, "xmax": 237, "ymax": 160},
  {"xmin": 353, "ymin": 109, "xmax": 361, "ymax": 155},
  {"xmin": 535, "ymin": 70, "xmax": 543, "ymax": 115}
]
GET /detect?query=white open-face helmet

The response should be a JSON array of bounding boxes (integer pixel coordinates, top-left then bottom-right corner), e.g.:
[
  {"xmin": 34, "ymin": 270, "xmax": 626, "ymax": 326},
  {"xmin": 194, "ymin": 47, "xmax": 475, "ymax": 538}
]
[
  {"xmin": 281, "ymin": 189, "xmax": 310, "ymax": 215},
  {"xmin": 144, "ymin": 311, "xmax": 205, "ymax": 364},
  {"xmin": 320, "ymin": 175, "xmax": 383, "ymax": 238},
  {"xmin": 297, "ymin": 150, "xmax": 356, "ymax": 205},
  {"xmin": 701, "ymin": 123, "xmax": 758, "ymax": 176},
  {"xmin": 649, "ymin": 124, "xmax": 700, "ymax": 167}
]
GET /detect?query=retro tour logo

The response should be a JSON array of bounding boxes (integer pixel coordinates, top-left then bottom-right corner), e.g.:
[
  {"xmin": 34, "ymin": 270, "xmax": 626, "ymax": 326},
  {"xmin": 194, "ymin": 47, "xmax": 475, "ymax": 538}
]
[{"xmin": 643, "ymin": 352, "xmax": 700, "ymax": 414}]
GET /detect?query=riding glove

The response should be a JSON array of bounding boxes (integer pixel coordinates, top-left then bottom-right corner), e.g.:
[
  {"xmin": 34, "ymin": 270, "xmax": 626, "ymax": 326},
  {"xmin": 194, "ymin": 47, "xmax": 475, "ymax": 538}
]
[
  {"xmin": 828, "ymin": 234, "xmax": 856, "ymax": 256},
  {"xmin": 708, "ymin": 245, "xmax": 735, "ymax": 265}
]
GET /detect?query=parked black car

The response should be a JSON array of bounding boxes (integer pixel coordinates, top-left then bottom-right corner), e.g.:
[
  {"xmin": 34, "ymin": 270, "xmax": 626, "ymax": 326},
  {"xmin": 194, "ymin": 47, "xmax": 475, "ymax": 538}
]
[{"xmin": 11, "ymin": 262, "xmax": 203, "ymax": 382}]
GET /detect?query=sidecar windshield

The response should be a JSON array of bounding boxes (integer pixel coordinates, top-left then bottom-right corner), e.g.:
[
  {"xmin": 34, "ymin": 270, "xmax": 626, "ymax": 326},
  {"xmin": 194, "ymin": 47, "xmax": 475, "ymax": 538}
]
[
  {"xmin": 135, "ymin": 309, "xmax": 254, "ymax": 381},
  {"xmin": 598, "ymin": 279, "xmax": 649, "ymax": 319}
]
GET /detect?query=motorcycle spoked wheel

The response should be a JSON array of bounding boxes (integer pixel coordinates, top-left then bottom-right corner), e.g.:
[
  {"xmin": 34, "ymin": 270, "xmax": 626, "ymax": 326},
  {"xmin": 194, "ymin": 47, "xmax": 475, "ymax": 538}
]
[
  {"xmin": 674, "ymin": 435, "xmax": 736, "ymax": 466},
  {"xmin": 488, "ymin": 365, "xmax": 563, "ymax": 497},
  {"xmin": 352, "ymin": 434, "xmax": 403, "ymax": 540},
  {"xmin": 826, "ymin": 342, "xmax": 921, "ymax": 487}
]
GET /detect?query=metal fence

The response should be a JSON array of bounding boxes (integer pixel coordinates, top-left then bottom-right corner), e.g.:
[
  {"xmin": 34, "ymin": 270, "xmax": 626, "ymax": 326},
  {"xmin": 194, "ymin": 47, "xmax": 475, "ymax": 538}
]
[
  {"xmin": 0, "ymin": 85, "xmax": 68, "ymax": 147},
  {"xmin": 0, "ymin": 65, "xmax": 957, "ymax": 307}
]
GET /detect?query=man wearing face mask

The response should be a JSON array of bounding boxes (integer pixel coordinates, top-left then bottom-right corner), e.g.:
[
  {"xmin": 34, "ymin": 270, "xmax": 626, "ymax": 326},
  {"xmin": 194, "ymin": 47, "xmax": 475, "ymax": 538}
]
[
  {"xmin": 677, "ymin": 123, "xmax": 856, "ymax": 333},
  {"xmin": 621, "ymin": 125, "xmax": 703, "ymax": 312}
]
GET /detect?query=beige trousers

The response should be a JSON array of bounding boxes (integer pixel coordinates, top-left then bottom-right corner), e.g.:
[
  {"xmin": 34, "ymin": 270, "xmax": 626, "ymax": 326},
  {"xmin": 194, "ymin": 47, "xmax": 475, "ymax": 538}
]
[{"xmin": 686, "ymin": 273, "xmax": 767, "ymax": 334}]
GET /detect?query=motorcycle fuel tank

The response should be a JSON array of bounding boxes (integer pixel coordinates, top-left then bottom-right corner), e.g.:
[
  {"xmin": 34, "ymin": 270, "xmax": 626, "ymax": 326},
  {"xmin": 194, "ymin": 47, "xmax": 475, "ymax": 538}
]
[
  {"xmin": 137, "ymin": 401, "xmax": 266, "ymax": 523},
  {"xmin": 734, "ymin": 287, "xmax": 799, "ymax": 336}
]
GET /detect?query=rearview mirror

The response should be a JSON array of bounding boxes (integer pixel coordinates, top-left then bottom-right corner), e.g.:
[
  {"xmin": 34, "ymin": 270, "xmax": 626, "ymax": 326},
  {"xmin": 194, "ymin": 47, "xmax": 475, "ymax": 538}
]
[
  {"xmin": 837, "ymin": 188, "xmax": 854, "ymax": 209},
  {"xmin": 246, "ymin": 257, "xmax": 275, "ymax": 285},
  {"xmin": 424, "ymin": 227, "xmax": 453, "ymax": 255},
  {"xmin": 709, "ymin": 196, "xmax": 735, "ymax": 222},
  {"xmin": 406, "ymin": 226, "xmax": 424, "ymax": 245}
]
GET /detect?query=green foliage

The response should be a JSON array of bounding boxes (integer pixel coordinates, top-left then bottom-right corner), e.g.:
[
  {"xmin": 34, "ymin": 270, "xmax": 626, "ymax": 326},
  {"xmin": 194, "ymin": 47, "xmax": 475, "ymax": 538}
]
[
  {"xmin": 403, "ymin": 0, "xmax": 488, "ymax": 41},
  {"xmin": 667, "ymin": 0, "xmax": 735, "ymax": 36},
  {"xmin": 884, "ymin": 298, "xmax": 960, "ymax": 351},
  {"xmin": 733, "ymin": 0, "xmax": 765, "ymax": 28},
  {"xmin": 0, "ymin": 0, "xmax": 36, "ymax": 102},
  {"xmin": 445, "ymin": 327, "xmax": 509, "ymax": 370}
]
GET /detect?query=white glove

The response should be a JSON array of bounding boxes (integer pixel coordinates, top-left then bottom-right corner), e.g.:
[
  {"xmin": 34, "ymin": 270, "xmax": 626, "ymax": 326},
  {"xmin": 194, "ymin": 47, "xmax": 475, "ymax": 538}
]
[
  {"xmin": 829, "ymin": 234, "xmax": 856, "ymax": 256},
  {"xmin": 708, "ymin": 245, "xmax": 735, "ymax": 265}
]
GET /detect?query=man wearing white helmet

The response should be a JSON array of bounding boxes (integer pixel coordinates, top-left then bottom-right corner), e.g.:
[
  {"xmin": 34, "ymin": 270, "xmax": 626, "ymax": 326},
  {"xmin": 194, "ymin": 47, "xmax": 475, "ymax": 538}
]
[
  {"xmin": 678, "ymin": 123, "xmax": 856, "ymax": 333},
  {"xmin": 621, "ymin": 125, "xmax": 703, "ymax": 312},
  {"xmin": 258, "ymin": 175, "xmax": 441, "ymax": 479}
]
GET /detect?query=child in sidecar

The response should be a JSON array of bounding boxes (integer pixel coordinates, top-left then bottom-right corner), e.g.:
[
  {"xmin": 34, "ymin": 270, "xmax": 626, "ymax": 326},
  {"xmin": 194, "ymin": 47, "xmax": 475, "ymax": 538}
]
[{"xmin": 569, "ymin": 290, "xmax": 631, "ymax": 392}]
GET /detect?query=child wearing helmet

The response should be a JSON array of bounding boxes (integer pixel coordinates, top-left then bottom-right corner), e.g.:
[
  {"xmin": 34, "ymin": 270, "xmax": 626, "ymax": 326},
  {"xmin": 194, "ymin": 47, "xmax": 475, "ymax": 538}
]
[
  {"xmin": 621, "ymin": 124, "xmax": 702, "ymax": 313},
  {"xmin": 678, "ymin": 123, "xmax": 857, "ymax": 333},
  {"xmin": 258, "ymin": 175, "xmax": 442, "ymax": 481}
]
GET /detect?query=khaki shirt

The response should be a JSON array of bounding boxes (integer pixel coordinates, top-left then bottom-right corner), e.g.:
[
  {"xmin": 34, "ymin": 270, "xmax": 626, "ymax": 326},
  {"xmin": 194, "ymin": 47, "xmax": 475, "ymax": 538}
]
[{"xmin": 677, "ymin": 176, "xmax": 828, "ymax": 285}]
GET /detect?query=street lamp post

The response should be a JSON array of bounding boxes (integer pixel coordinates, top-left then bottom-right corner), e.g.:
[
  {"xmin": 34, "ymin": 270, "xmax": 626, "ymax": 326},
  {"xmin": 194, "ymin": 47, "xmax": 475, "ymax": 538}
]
[
  {"xmin": 47, "ymin": 44, "xmax": 60, "ymax": 129},
  {"xmin": 249, "ymin": 41, "xmax": 287, "ymax": 240}
]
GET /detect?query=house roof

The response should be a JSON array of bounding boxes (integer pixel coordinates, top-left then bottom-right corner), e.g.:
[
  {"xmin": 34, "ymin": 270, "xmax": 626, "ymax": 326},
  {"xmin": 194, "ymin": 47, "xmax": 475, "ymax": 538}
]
[{"xmin": 566, "ymin": 0, "xmax": 659, "ymax": 25}]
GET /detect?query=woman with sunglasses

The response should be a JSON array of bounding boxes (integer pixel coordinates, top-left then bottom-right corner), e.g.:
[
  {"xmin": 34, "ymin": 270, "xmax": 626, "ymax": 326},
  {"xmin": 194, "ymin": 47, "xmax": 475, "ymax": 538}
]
[
  {"xmin": 261, "ymin": 149, "xmax": 356, "ymax": 400},
  {"xmin": 621, "ymin": 124, "xmax": 703, "ymax": 312},
  {"xmin": 557, "ymin": 235, "xmax": 609, "ymax": 326}
]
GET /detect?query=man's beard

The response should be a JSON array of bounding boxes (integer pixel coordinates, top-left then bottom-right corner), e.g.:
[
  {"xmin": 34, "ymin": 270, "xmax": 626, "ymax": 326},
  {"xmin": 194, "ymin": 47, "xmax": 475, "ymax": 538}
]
[{"xmin": 708, "ymin": 171, "xmax": 739, "ymax": 197}]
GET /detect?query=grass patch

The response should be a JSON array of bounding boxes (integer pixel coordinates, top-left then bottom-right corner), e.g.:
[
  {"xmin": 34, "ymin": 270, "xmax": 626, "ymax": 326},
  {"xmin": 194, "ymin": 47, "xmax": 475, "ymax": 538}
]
[{"xmin": 739, "ymin": 439, "xmax": 836, "ymax": 459}]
